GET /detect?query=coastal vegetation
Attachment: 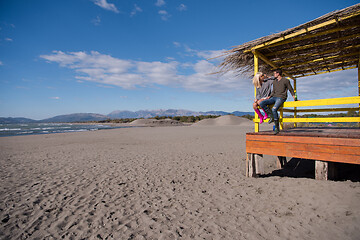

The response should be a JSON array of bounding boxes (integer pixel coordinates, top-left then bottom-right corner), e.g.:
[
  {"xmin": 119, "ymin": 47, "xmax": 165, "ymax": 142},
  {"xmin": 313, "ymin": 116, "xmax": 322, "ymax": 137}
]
[{"xmin": 95, "ymin": 115, "xmax": 224, "ymax": 124}]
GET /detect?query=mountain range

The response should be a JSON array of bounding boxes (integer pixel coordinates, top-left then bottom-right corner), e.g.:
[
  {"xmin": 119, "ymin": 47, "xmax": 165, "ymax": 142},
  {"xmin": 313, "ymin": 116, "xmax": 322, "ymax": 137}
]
[{"xmin": 0, "ymin": 109, "xmax": 253, "ymax": 124}]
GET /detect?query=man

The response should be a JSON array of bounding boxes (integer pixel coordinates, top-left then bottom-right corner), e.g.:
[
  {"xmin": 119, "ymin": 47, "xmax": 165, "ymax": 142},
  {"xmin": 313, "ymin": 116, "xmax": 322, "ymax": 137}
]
[{"xmin": 259, "ymin": 69, "xmax": 296, "ymax": 134}]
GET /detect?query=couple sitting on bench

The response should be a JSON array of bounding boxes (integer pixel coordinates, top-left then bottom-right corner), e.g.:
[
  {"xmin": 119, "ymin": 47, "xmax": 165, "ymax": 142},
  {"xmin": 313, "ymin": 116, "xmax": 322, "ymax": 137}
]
[{"xmin": 252, "ymin": 69, "xmax": 297, "ymax": 134}]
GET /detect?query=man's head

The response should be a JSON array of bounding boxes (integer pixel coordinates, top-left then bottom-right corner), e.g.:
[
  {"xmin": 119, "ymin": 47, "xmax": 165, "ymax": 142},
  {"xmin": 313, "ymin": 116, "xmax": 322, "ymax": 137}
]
[{"xmin": 273, "ymin": 69, "xmax": 282, "ymax": 78}]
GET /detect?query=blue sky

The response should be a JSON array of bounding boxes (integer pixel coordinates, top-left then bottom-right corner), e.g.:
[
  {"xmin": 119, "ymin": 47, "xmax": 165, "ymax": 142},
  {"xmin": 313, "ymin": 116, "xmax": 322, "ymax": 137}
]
[{"xmin": 0, "ymin": 0, "xmax": 358, "ymax": 119}]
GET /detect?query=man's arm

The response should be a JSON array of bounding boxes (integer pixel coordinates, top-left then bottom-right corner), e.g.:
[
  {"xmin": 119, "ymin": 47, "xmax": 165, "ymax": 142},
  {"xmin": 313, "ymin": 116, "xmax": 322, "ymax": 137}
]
[{"xmin": 286, "ymin": 79, "xmax": 296, "ymax": 100}]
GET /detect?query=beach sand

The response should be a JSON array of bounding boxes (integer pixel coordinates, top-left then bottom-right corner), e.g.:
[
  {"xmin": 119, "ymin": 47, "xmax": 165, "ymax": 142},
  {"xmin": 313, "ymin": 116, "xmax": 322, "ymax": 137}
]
[{"xmin": 0, "ymin": 119, "xmax": 359, "ymax": 239}]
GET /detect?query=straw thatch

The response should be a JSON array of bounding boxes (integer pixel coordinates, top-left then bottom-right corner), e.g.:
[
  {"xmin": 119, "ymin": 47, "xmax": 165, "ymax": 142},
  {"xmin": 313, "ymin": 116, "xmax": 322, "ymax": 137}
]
[{"xmin": 219, "ymin": 3, "xmax": 360, "ymax": 78}]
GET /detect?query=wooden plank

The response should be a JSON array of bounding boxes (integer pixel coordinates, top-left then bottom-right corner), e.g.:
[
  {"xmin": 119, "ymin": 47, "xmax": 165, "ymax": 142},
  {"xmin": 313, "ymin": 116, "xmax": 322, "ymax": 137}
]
[
  {"xmin": 282, "ymin": 107, "xmax": 358, "ymax": 113},
  {"xmin": 282, "ymin": 117, "xmax": 360, "ymax": 123},
  {"xmin": 246, "ymin": 140, "xmax": 360, "ymax": 156},
  {"xmin": 246, "ymin": 143, "xmax": 360, "ymax": 164},
  {"xmin": 246, "ymin": 134, "xmax": 360, "ymax": 146}
]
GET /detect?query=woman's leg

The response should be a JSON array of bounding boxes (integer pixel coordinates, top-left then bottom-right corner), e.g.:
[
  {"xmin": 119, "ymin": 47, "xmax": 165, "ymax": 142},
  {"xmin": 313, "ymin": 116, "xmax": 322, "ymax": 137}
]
[
  {"xmin": 260, "ymin": 98, "xmax": 276, "ymax": 123},
  {"xmin": 253, "ymin": 101, "xmax": 264, "ymax": 124},
  {"xmin": 257, "ymin": 99, "xmax": 267, "ymax": 120}
]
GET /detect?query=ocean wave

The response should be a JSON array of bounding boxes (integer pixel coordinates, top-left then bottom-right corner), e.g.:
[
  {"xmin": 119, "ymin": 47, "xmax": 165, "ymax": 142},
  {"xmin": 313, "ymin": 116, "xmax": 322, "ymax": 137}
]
[{"xmin": 0, "ymin": 128, "xmax": 22, "ymax": 131}]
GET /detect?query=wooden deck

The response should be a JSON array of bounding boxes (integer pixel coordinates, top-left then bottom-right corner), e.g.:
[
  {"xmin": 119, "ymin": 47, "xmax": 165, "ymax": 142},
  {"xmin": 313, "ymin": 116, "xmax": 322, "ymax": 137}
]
[{"xmin": 246, "ymin": 127, "xmax": 360, "ymax": 180}]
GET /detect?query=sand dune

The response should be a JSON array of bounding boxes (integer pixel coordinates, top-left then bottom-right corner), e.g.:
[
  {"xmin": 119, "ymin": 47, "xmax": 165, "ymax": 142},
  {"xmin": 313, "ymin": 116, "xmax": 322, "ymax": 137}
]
[{"xmin": 0, "ymin": 126, "xmax": 359, "ymax": 239}]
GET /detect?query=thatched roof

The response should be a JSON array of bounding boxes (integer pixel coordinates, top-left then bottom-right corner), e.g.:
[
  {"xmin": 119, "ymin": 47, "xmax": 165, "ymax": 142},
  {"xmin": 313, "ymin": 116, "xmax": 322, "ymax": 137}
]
[{"xmin": 219, "ymin": 3, "xmax": 360, "ymax": 79}]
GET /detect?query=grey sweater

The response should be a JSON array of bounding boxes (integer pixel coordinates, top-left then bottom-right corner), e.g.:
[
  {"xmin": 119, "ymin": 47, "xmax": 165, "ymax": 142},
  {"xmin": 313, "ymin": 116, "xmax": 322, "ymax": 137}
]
[
  {"xmin": 270, "ymin": 77, "xmax": 295, "ymax": 100},
  {"xmin": 256, "ymin": 77, "xmax": 275, "ymax": 100}
]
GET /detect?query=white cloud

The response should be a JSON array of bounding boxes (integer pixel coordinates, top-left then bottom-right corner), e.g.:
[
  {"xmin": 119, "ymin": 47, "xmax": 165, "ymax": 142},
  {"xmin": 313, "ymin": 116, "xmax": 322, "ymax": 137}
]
[
  {"xmin": 296, "ymin": 69, "xmax": 358, "ymax": 100},
  {"xmin": 50, "ymin": 97, "xmax": 60, "ymax": 100},
  {"xmin": 137, "ymin": 61, "xmax": 180, "ymax": 85},
  {"xmin": 5, "ymin": 38, "xmax": 13, "ymax": 42},
  {"xmin": 130, "ymin": 4, "xmax": 143, "ymax": 17},
  {"xmin": 158, "ymin": 10, "xmax": 170, "ymax": 21},
  {"xmin": 182, "ymin": 60, "xmax": 247, "ymax": 92},
  {"xmin": 92, "ymin": 16, "xmax": 101, "ymax": 26},
  {"xmin": 178, "ymin": 4, "xmax": 187, "ymax": 11},
  {"xmin": 155, "ymin": 0, "xmax": 165, "ymax": 7},
  {"xmin": 40, "ymin": 50, "xmax": 246, "ymax": 92},
  {"xmin": 176, "ymin": 43, "xmax": 226, "ymax": 60},
  {"xmin": 93, "ymin": 0, "xmax": 119, "ymax": 13},
  {"xmin": 196, "ymin": 50, "xmax": 227, "ymax": 60},
  {"xmin": 41, "ymin": 50, "xmax": 357, "ymax": 96},
  {"xmin": 0, "ymin": 61, "xmax": 3, "ymax": 66},
  {"xmin": 173, "ymin": 42, "xmax": 181, "ymax": 48}
]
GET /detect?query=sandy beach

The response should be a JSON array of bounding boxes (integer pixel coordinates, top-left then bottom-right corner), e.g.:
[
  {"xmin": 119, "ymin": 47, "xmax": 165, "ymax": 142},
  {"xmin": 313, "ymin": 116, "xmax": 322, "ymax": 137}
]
[{"xmin": 0, "ymin": 117, "xmax": 359, "ymax": 239}]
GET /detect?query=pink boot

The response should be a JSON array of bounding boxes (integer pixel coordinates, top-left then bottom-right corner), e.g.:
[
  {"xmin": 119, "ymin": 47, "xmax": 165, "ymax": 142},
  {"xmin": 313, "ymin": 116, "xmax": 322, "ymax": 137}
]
[
  {"xmin": 262, "ymin": 110, "xmax": 268, "ymax": 120},
  {"xmin": 254, "ymin": 109, "xmax": 264, "ymax": 124}
]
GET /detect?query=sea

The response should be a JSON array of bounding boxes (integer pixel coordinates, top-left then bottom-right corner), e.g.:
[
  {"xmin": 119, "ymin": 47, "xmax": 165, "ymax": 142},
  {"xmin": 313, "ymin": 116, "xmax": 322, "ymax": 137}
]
[{"xmin": 0, "ymin": 123, "xmax": 125, "ymax": 137}]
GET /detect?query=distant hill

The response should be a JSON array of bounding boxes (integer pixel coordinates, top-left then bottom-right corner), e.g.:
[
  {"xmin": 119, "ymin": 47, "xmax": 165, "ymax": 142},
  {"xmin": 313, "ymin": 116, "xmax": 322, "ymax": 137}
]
[
  {"xmin": 108, "ymin": 109, "xmax": 205, "ymax": 119},
  {"xmin": 0, "ymin": 117, "xmax": 37, "ymax": 124},
  {"xmin": 38, "ymin": 113, "xmax": 109, "ymax": 123},
  {"xmin": 107, "ymin": 109, "xmax": 253, "ymax": 119},
  {"xmin": 0, "ymin": 109, "xmax": 254, "ymax": 123},
  {"xmin": 231, "ymin": 111, "xmax": 254, "ymax": 116}
]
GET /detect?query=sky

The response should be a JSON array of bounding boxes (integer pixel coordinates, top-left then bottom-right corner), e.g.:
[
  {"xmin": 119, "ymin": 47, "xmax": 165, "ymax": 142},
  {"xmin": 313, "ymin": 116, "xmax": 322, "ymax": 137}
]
[{"xmin": 0, "ymin": 0, "xmax": 358, "ymax": 120}]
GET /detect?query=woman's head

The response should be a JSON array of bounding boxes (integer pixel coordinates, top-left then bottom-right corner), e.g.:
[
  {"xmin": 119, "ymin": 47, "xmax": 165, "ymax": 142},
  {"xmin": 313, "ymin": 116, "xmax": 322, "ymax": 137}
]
[{"xmin": 252, "ymin": 72, "xmax": 264, "ymax": 88}]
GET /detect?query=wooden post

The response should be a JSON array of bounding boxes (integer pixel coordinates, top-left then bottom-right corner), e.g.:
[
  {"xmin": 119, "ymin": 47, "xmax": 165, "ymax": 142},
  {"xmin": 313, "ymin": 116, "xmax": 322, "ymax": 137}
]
[
  {"xmin": 246, "ymin": 153, "xmax": 250, "ymax": 177},
  {"xmin": 246, "ymin": 153, "xmax": 261, "ymax": 177},
  {"xmin": 249, "ymin": 154, "xmax": 255, "ymax": 177},
  {"xmin": 277, "ymin": 156, "xmax": 287, "ymax": 169},
  {"xmin": 315, "ymin": 160, "xmax": 336, "ymax": 180},
  {"xmin": 294, "ymin": 78, "xmax": 297, "ymax": 128},
  {"xmin": 254, "ymin": 53, "xmax": 259, "ymax": 133},
  {"xmin": 255, "ymin": 154, "xmax": 264, "ymax": 175},
  {"xmin": 246, "ymin": 153, "xmax": 264, "ymax": 177}
]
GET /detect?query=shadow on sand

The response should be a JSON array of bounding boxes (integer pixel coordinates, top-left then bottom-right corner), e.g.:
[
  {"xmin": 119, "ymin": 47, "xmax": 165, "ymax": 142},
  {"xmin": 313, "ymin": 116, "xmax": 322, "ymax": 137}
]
[{"xmin": 261, "ymin": 158, "xmax": 360, "ymax": 182}]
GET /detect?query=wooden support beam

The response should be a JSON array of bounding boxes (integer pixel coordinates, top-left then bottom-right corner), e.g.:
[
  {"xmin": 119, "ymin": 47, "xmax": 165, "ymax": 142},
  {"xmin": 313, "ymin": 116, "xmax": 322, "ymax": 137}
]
[
  {"xmin": 280, "ymin": 52, "xmax": 359, "ymax": 69},
  {"xmin": 282, "ymin": 96, "xmax": 360, "ymax": 108},
  {"xmin": 255, "ymin": 154, "xmax": 264, "ymax": 175},
  {"xmin": 282, "ymin": 116, "xmax": 360, "ymax": 123},
  {"xmin": 254, "ymin": 52, "xmax": 259, "ymax": 133},
  {"xmin": 263, "ymin": 26, "xmax": 357, "ymax": 53},
  {"xmin": 246, "ymin": 153, "xmax": 256, "ymax": 177},
  {"xmin": 277, "ymin": 156, "xmax": 287, "ymax": 169},
  {"xmin": 293, "ymin": 78, "xmax": 297, "ymax": 128},
  {"xmin": 286, "ymin": 58, "xmax": 358, "ymax": 75},
  {"xmin": 272, "ymin": 44, "xmax": 360, "ymax": 64},
  {"xmin": 253, "ymin": 50, "xmax": 296, "ymax": 80},
  {"xmin": 315, "ymin": 161, "xmax": 336, "ymax": 180},
  {"xmin": 282, "ymin": 107, "xmax": 359, "ymax": 113},
  {"xmin": 292, "ymin": 65, "xmax": 357, "ymax": 78},
  {"xmin": 266, "ymin": 34, "xmax": 359, "ymax": 57},
  {"xmin": 246, "ymin": 153, "xmax": 264, "ymax": 177}
]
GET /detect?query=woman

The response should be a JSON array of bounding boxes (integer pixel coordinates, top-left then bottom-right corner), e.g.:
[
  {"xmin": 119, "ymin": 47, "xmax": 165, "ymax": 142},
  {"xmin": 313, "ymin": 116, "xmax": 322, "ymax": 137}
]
[{"xmin": 252, "ymin": 72, "xmax": 275, "ymax": 124}]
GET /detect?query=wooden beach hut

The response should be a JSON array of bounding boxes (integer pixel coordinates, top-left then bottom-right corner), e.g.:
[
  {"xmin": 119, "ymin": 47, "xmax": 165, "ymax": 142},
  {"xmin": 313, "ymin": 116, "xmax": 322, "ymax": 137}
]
[{"xmin": 219, "ymin": 3, "xmax": 360, "ymax": 180}]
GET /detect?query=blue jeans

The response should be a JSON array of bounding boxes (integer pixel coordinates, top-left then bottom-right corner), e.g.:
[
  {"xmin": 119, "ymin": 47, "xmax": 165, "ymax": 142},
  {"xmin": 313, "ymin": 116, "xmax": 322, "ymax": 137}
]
[{"xmin": 259, "ymin": 97, "xmax": 285, "ymax": 121}]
